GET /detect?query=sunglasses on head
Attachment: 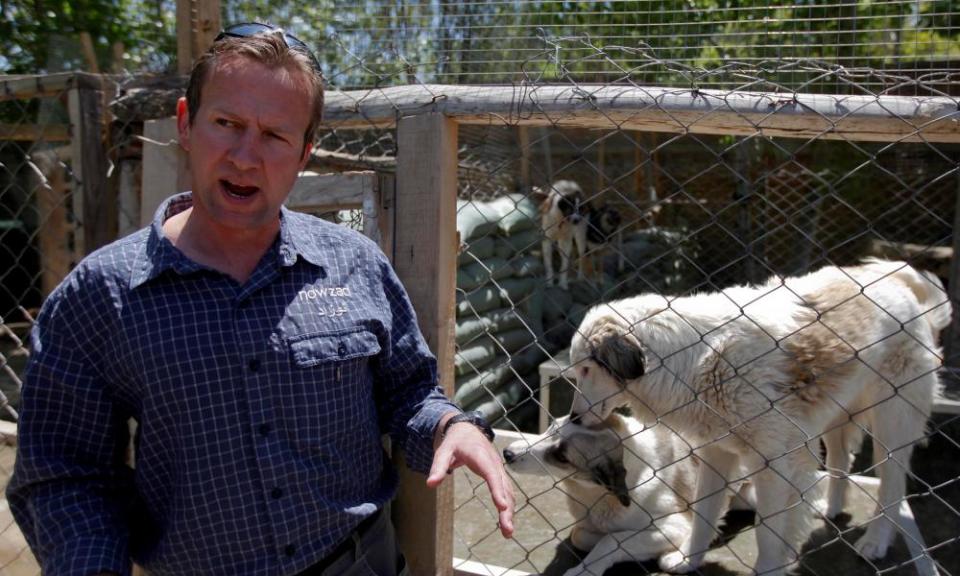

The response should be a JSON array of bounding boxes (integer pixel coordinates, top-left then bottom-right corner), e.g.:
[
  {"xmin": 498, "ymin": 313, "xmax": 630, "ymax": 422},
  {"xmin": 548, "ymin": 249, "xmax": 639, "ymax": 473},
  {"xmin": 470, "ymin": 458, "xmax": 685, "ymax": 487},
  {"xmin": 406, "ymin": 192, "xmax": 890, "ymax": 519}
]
[{"xmin": 215, "ymin": 22, "xmax": 323, "ymax": 74}]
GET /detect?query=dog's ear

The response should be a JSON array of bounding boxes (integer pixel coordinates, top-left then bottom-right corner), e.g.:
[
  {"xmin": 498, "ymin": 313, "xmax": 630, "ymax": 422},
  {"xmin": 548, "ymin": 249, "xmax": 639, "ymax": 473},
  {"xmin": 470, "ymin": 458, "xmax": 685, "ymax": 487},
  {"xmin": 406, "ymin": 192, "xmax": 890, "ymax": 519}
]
[
  {"xmin": 590, "ymin": 456, "xmax": 631, "ymax": 507},
  {"xmin": 591, "ymin": 326, "xmax": 646, "ymax": 382}
]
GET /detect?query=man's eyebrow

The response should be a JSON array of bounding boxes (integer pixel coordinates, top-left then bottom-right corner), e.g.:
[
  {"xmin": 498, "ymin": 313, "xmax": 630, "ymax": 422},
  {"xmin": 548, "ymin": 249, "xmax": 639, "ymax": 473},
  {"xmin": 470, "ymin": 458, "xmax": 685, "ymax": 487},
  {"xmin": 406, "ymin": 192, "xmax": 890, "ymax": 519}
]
[{"xmin": 208, "ymin": 106, "xmax": 300, "ymax": 136}]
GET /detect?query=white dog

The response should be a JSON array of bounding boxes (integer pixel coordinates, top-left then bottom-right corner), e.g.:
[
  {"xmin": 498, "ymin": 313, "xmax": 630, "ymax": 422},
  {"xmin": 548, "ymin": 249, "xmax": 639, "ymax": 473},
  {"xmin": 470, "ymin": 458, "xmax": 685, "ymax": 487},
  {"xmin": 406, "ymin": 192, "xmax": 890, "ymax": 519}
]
[
  {"xmin": 568, "ymin": 259, "xmax": 950, "ymax": 575},
  {"xmin": 538, "ymin": 180, "xmax": 589, "ymax": 290},
  {"xmin": 504, "ymin": 414, "xmax": 760, "ymax": 576}
]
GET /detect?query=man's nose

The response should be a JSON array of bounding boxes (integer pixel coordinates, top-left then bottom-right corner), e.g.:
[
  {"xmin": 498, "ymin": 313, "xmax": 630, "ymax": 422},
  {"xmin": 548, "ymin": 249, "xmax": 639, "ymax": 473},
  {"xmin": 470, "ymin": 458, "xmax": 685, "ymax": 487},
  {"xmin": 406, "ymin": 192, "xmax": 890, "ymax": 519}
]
[{"xmin": 228, "ymin": 131, "xmax": 261, "ymax": 169}]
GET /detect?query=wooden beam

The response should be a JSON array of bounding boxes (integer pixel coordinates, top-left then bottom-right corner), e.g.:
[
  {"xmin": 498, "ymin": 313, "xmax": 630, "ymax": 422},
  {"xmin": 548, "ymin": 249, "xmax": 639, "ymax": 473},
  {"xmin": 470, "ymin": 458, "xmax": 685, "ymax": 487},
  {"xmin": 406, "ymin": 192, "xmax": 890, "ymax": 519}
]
[
  {"xmin": 946, "ymin": 188, "xmax": 960, "ymax": 370},
  {"xmin": 323, "ymin": 84, "xmax": 960, "ymax": 143},
  {"xmin": 195, "ymin": 0, "xmax": 220, "ymax": 56},
  {"xmin": 68, "ymin": 85, "xmax": 114, "ymax": 255},
  {"xmin": 177, "ymin": 0, "xmax": 220, "ymax": 74},
  {"xmin": 392, "ymin": 113, "xmax": 458, "ymax": 576},
  {"xmin": 373, "ymin": 173, "xmax": 395, "ymax": 257},
  {"xmin": 0, "ymin": 123, "xmax": 70, "ymax": 142},
  {"xmin": 518, "ymin": 126, "xmax": 530, "ymax": 191},
  {"xmin": 285, "ymin": 170, "xmax": 376, "ymax": 212},
  {"xmin": 79, "ymin": 31, "xmax": 100, "ymax": 73},
  {"xmin": 29, "ymin": 150, "xmax": 74, "ymax": 297},
  {"xmin": 176, "ymin": 0, "xmax": 194, "ymax": 75},
  {"xmin": 0, "ymin": 72, "xmax": 103, "ymax": 102}
]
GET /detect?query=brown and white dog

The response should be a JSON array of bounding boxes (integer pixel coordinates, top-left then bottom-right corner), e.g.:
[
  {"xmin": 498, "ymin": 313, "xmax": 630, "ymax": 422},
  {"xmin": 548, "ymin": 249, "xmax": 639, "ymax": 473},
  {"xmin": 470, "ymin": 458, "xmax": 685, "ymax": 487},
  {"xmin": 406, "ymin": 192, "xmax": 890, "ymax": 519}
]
[
  {"xmin": 504, "ymin": 414, "xmax": 759, "ymax": 576},
  {"xmin": 538, "ymin": 180, "xmax": 589, "ymax": 290},
  {"xmin": 505, "ymin": 414, "xmax": 697, "ymax": 576},
  {"xmin": 584, "ymin": 205, "xmax": 625, "ymax": 280},
  {"xmin": 568, "ymin": 259, "xmax": 950, "ymax": 575}
]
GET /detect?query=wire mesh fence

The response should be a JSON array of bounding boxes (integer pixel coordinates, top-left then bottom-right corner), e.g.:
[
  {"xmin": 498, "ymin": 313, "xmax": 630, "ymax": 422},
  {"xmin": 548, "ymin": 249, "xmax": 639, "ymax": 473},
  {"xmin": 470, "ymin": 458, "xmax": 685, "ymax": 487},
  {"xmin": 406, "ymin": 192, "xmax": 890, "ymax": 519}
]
[{"xmin": 2, "ymin": 20, "xmax": 960, "ymax": 576}]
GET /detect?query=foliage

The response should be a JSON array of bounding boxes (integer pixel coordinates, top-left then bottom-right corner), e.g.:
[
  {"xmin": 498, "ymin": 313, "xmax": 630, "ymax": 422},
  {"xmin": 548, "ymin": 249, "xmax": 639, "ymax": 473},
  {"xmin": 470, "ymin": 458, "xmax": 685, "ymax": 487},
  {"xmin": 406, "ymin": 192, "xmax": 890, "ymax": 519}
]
[
  {"xmin": 1, "ymin": 0, "xmax": 958, "ymax": 89},
  {"xmin": 0, "ymin": 0, "xmax": 176, "ymax": 74}
]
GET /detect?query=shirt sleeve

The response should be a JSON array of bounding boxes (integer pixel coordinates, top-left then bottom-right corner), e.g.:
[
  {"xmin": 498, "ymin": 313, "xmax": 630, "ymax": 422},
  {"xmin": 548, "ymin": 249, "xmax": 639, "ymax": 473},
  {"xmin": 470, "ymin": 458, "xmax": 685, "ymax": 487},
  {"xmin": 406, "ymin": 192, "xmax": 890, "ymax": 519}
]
[
  {"xmin": 370, "ymin": 251, "xmax": 460, "ymax": 474},
  {"xmin": 6, "ymin": 273, "xmax": 135, "ymax": 576}
]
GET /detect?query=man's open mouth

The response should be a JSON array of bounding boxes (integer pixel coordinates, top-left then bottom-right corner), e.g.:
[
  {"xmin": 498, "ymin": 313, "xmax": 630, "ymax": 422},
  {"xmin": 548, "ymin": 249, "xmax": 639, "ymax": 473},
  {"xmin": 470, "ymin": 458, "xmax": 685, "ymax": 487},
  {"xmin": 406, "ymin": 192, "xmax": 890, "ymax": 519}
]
[{"xmin": 221, "ymin": 180, "xmax": 259, "ymax": 198}]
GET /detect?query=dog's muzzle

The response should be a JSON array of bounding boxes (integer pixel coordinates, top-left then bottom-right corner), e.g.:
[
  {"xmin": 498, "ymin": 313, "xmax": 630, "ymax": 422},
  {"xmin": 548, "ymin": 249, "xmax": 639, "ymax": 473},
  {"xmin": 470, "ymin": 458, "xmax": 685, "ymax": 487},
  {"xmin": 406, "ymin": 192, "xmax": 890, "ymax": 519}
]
[{"xmin": 502, "ymin": 448, "xmax": 517, "ymax": 464}]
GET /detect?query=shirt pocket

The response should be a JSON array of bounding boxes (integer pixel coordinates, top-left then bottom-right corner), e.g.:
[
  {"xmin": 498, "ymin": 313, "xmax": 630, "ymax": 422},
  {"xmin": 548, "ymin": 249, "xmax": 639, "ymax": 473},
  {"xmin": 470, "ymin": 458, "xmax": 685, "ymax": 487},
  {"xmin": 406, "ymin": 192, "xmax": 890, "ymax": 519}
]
[{"xmin": 288, "ymin": 327, "xmax": 382, "ymax": 367}]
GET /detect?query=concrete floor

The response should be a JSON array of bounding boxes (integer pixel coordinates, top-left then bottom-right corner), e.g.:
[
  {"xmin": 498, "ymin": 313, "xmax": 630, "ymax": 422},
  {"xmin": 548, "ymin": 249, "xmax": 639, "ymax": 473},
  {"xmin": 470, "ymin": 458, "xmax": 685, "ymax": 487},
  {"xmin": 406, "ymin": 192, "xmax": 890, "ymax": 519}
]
[{"xmin": 453, "ymin": 433, "xmax": 944, "ymax": 576}]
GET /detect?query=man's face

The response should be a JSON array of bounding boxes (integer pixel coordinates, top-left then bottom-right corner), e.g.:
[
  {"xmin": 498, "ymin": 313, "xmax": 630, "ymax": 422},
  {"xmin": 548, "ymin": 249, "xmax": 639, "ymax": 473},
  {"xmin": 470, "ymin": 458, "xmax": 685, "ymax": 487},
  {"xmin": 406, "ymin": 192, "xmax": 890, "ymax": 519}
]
[{"xmin": 177, "ymin": 55, "xmax": 313, "ymax": 234}]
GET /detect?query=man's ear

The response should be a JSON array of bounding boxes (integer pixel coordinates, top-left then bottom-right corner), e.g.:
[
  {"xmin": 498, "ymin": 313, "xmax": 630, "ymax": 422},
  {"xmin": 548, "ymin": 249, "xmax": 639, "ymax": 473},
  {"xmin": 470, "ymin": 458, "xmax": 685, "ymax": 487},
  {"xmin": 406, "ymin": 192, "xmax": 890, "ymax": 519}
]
[
  {"xmin": 299, "ymin": 141, "xmax": 313, "ymax": 170},
  {"xmin": 176, "ymin": 97, "xmax": 191, "ymax": 152},
  {"xmin": 590, "ymin": 456, "xmax": 631, "ymax": 507}
]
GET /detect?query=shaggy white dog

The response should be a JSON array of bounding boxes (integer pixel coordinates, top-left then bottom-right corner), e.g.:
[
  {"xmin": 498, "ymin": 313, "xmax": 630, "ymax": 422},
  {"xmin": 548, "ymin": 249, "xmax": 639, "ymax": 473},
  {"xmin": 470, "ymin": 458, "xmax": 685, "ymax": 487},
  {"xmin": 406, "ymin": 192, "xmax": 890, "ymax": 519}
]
[
  {"xmin": 504, "ymin": 414, "xmax": 698, "ymax": 575},
  {"xmin": 569, "ymin": 259, "xmax": 950, "ymax": 575}
]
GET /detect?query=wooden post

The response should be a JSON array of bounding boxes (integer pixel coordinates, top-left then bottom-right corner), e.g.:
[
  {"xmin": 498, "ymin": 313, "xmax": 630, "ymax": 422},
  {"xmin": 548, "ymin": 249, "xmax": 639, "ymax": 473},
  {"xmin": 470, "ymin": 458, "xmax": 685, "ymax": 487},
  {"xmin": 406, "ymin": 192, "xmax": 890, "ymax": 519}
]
[
  {"xmin": 596, "ymin": 139, "xmax": 605, "ymax": 194},
  {"xmin": 518, "ymin": 126, "xmax": 530, "ymax": 191},
  {"xmin": 31, "ymin": 149, "xmax": 73, "ymax": 297},
  {"xmin": 177, "ymin": 0, "xmax": 221, "ymax": 74},
  {"xmin": 946, "ymin": 187, "xmax": 960, "ymax": 371},
  {"xmin": 68, "ymin": 84, "xmax": 114, "ymax": 255},
  {"xmin": 368, "ymin": 173, "xmax": 395, "ymax": 256},
  {"xmin": 140, "ymin": 118, "xmax": 189, "ymax": 226},
  {"xmin": 393, "ymin": 113, "xmax": 458, "ymax": 576}
]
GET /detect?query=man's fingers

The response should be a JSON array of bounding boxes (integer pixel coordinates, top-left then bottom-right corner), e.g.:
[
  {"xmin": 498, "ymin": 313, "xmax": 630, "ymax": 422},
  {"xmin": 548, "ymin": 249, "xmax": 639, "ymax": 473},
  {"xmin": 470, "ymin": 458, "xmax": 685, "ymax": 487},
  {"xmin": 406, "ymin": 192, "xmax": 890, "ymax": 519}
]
[
  {"xmin": 498, "ymin": 506, "xmax": 514, "ymax": 538},
  {"xmin": 426, "ymin": 448, "xmax": 453, "ymax": 487}
]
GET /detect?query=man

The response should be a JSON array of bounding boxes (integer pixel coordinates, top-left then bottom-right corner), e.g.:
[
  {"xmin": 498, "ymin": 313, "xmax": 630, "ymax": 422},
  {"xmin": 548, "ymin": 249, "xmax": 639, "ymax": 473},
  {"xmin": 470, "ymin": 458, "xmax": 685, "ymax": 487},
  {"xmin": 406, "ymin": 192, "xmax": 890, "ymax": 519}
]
[{"xmin": 8, "ymin": 23, "xmax": 513, "ymax": 576}]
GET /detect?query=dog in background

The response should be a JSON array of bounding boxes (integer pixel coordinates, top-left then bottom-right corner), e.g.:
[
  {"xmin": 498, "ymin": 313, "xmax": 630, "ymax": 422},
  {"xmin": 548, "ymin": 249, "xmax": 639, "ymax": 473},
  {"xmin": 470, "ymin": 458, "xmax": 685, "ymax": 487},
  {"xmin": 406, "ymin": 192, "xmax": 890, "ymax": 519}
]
[
  {"xmin": 504, "ymin": 414, "xmax": 759, "ymax": 576},
  {"xmin": 584, "ymin": 205, "xmax": 625, "ymax": 280},
  {"xmin": 568, "ymin": 259, "xmax": 949, "ymax": 575},
  {"xmin": 537, "ymin": 180, "xmax": 589, "ymax": 290}
]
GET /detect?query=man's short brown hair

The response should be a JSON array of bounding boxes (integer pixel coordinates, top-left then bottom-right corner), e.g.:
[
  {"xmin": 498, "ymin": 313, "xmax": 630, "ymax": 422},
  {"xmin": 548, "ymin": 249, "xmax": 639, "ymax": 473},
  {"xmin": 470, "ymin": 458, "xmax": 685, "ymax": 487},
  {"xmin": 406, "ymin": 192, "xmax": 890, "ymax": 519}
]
[{"xmin": 185, "ymin": 31, "xmax": 324, "ymax": 149}]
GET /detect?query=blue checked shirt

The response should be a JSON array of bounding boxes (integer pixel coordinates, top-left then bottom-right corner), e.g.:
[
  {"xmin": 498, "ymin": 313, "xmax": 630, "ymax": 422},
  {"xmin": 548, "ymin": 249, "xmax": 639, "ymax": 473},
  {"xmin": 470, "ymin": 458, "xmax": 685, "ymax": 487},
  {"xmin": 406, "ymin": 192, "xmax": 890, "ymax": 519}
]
[{"xmin": 8, "ymin": 192, "xmax": 459, "ymax": 576}]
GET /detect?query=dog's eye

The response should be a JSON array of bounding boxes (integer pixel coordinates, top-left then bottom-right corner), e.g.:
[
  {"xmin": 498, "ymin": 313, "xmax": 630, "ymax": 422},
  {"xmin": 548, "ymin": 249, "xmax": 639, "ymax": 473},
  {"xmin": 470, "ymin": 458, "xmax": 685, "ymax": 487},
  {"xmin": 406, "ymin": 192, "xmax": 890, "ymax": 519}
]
[
  {"xmin": 580, "ymin": 366, "xmax": 590, "ymax": 377},
  {"xmin": 552, "ymin": 449, "xmax": 569, "ymax": 464}
]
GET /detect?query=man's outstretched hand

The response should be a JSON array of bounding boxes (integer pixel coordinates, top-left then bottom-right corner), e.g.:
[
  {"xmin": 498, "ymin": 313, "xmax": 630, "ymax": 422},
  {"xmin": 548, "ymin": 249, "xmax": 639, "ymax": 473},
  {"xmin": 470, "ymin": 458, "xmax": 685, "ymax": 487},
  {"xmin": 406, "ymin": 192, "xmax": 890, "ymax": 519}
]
[{"xmin": 426, "ymin": 414, "xmax": 515, "ymax": 538}]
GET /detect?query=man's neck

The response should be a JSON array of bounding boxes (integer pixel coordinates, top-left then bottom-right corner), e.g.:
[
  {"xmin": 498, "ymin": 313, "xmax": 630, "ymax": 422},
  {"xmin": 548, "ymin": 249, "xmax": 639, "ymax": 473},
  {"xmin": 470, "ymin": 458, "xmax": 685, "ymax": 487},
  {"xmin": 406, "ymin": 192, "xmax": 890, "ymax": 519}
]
[{"xmin": 162, "ymin": 208, "xmax": 279, "ymax": 284}]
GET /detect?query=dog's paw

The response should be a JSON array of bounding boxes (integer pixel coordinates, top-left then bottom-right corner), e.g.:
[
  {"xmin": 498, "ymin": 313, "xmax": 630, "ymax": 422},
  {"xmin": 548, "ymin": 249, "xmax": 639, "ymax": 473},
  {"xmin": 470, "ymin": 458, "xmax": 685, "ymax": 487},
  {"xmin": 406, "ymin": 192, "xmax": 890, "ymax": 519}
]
[
  {"xmin": 658, "ymin": 550, "xmax": 701, "ymax": 574},
  {"xmin": 853, "ymin": 528, "xmax": 893, "ymax": 561}
]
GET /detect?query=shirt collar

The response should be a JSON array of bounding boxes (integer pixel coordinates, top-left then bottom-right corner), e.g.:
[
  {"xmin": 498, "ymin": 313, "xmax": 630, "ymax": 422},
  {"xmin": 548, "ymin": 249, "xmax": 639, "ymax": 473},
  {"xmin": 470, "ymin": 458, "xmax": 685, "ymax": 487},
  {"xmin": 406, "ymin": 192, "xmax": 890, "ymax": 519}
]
[{"xmin": 130, "ymin": 192, "xmax": 325, "ymax": 289}]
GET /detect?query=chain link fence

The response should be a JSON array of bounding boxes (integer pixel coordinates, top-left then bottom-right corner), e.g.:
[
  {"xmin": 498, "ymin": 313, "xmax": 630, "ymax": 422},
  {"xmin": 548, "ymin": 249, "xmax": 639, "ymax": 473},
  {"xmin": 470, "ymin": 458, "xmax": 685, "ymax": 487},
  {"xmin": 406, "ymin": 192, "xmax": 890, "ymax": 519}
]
[{"xmin": 2, "ymin": 25, "xmax": 960, "ymax": 576}]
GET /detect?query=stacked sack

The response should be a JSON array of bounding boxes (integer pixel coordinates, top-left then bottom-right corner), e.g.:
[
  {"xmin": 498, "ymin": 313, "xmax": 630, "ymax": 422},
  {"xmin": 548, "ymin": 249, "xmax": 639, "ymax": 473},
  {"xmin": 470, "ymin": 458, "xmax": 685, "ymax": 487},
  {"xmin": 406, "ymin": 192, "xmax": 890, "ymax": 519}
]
[
  {"xmin": 540, "ymin": 227, "xmax": 694, "ymax": 351},
  {"xmin": 454, "ymin": 195, "xmax": 547, "ymax": 431}
]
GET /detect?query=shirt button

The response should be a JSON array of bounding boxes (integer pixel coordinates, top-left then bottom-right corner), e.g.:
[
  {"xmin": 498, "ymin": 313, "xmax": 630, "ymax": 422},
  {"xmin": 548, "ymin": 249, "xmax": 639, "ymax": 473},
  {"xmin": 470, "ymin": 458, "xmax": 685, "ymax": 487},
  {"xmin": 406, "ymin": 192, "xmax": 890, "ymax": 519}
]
[
  {"xmin": 271, "ymin": 487, "xmax": 283, "ymax": 499},
  {"xmin": 284, "ymin": 544, "xmax": 296, "ymax": 557},
  {"xmin": 337, "ymin": 343, "xmax": 347, "ymax": 357},
  {"xmin": 248, "ymin": 358, "xmax": 261, "ymax": 372},
  {"xmin": 258, "ymin": 423, "xmax": 272, "ymax": 436}
]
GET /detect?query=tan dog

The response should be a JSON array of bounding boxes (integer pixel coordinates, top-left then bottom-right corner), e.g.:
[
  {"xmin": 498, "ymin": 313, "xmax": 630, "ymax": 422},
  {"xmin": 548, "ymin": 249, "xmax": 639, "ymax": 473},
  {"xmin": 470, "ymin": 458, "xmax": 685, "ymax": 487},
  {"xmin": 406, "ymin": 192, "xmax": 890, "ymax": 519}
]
[
  {"xmin": 569, "ymin": 259, "xmax": 949, "ymax": 575},
  {"xmin": 538, "ymin": 180, "xmax": 589, "ymax": 290}
]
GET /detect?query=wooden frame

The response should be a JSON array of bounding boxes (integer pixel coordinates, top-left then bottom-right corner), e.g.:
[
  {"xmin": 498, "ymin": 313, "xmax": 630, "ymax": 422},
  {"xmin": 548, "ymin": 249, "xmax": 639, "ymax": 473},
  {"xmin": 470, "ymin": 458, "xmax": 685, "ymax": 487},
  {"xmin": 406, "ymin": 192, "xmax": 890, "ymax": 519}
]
[
  {"xmin": 323, "ymin": 84, "xmax": 960, "ymax": 143},
  {"xmin": 5, "ymin": 72, "xmax": 959, "ymax": 575}
]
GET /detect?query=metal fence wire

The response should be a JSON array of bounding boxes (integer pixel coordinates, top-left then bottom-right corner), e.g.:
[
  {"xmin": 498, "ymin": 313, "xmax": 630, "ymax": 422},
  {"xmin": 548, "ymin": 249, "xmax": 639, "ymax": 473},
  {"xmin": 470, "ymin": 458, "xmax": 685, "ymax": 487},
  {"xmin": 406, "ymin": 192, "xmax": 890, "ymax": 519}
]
[{"xmin": 2, "ymin": 31, "xmax": 960, "ymax": 576}]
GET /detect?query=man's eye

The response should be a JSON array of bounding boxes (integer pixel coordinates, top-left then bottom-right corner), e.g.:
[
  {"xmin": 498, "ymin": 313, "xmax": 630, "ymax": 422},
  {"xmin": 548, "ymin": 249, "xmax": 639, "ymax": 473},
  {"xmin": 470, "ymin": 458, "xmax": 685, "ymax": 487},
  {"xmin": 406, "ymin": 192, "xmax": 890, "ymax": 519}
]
[{"xmin": 215, "ymin": 118, "xmax": 234, "ymax": 127}]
